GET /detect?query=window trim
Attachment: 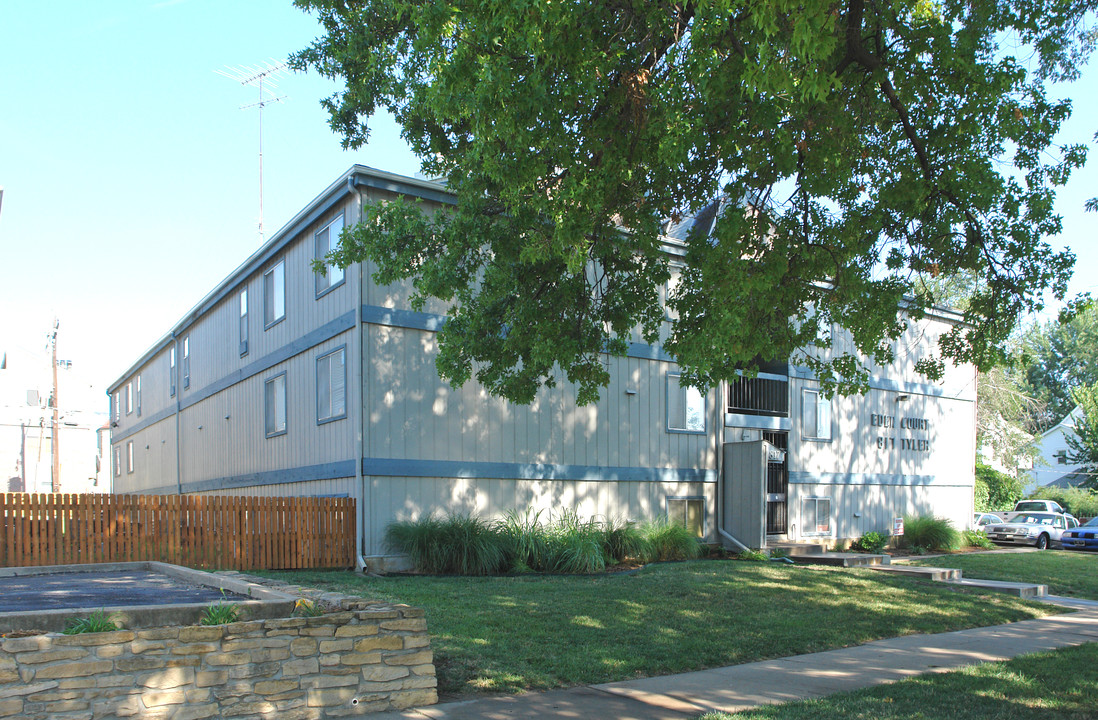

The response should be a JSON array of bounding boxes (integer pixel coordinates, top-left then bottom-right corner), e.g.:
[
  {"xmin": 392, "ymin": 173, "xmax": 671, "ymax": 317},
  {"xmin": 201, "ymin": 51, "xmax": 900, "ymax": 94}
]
[
  {"xmin": 126, "ymin": 440, "xmax": 134, "ymax": 474},
  {"xmin": 314, "ymin": 213, "xmax": 346, "ymax": 299},
  {"xmin": 802, "ymin": 388, "xmax": 833, "ymax": 442},
  {"xmin": 264, "ymin": 259, "xmax": 286, "ymax": 330},
  {"xmin": 316, "ymin": 345, "xmax": 348, "ymax": 425},
  {"xmin": 666, "ymin": 495, "xmax": 706, "ymax": 539},
  {"xmin": 667, "ymin": 371, "xmax": 707, "ymax": 434},
  {"xmin": 801, "ymin": 496, "xmax": 833, "ymax": 537},
  {"xmin": 264, "ymin": 371, "xmax": 288, "ymax": 439},
  {"xmin": 239, "ymin": 287, "xmax": 249, "ymax": 356}
]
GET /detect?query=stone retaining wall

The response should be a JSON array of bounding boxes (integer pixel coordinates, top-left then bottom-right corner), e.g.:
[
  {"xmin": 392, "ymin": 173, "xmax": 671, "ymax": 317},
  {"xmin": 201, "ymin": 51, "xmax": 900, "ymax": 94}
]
[{"xmin": 0, "ymin": 601, "xmax": 437, "ymax": 719}]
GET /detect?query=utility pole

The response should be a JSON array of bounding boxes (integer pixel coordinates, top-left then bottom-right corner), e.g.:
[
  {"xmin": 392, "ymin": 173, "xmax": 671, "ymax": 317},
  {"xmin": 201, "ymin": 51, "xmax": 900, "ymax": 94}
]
[{"xmin": 48, "ymin": 319, "xmax": 60, "ymax": 493}]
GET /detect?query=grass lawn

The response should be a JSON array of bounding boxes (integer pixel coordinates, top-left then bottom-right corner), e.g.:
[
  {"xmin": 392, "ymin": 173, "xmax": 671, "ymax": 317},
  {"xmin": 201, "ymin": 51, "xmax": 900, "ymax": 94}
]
[
  {"xmin": 700, "ymin": 642, "xmax": 1098, "ymax": 720},
  {"xmin": 258, "ymin": 560, "xmax": 1056, "ymax": 697},
  {"xmin": 905, "ymin": 550, "xmax": 1098, "ymax": 600}
]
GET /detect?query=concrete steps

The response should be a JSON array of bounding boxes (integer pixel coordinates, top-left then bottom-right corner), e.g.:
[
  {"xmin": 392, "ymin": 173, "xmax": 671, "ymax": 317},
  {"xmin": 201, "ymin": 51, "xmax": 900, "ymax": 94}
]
[{"xmin": 866, "ymin": 563, "xmax": 1049, "ymax": 599}]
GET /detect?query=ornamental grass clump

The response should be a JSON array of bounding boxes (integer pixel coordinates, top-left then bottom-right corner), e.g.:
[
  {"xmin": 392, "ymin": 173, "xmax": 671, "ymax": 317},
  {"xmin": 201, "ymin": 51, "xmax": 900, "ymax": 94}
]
[
  {"xmin": 63, "ymin": 609, "xmax": 120, "ymax": 635},
  {"xmin": 900, "ymin": 515, "xmax": 960, "ymax": 552},
  {"xmin": 386, "ymin": 514, "xmax": 508, "ymax": 575},
  {"xmin": 962, "ymin": 528, "xmax": 995, "ymax": 549},
  {"xmin": 640, "ymin": 518, "xmax": 702, "ymax": 561},
  {"xmin": 602, "ymin": 517, "xmax": 652, "ymax": 564}
]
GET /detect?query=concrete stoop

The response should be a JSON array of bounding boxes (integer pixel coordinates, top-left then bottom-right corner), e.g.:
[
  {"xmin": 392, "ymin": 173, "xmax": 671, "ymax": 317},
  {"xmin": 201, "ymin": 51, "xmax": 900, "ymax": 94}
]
[{"xmin": 790, "ymin": 551, "xmax": 891, "ymax": 567}]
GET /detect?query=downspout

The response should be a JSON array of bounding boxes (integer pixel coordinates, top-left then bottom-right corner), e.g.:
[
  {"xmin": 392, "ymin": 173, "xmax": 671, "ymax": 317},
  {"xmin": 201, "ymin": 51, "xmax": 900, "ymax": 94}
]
[
  {"xmin": 172, "ymin": 332, "xmax": 183, "ymax": 496},
  {"xmin": 347, "ymin": 176, "xmax": 369, "ymax": 573}
]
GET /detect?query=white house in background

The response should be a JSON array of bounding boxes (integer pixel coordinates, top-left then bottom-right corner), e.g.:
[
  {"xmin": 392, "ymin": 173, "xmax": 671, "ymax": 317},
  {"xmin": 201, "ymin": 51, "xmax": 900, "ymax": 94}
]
[{"xmin": 1028, "ymin": 406, "xmax": 1087, "ymax": 490}]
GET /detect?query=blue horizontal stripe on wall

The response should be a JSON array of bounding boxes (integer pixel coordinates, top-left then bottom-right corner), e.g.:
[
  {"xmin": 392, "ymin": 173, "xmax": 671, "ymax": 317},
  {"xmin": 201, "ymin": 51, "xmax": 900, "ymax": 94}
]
[
  {"xmin": 362, "ymin": 456, "xmax": 717, "ymax": 484},
  {"xmin": 788, "ymin": 471, "xmax": 969, "ymax": 487},
  {"xmin": 179, "ymin": 311, "xmax": 356, "ymax": 412},
  {"xmin": 178, "ymin": 460, "xmax": 358, "ymax": 494},
  {"xmin": 111, "ymin": 405, "xmax": 178, "ymax": 443},
  {"xmin": 361, "ymin": 305, "xmax": 446, "ymax": 332}
]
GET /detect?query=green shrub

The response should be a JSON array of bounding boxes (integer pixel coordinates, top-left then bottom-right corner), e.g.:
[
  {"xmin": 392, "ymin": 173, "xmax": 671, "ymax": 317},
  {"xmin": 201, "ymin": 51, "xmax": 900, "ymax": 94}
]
[
  {"xmin": 736, "ymin": 549, "xmax": 769, "ymax": 562},
  {"xmin": 541, "ymin": 510, "xmax": 612, "ymax": 574},
  {"xmin": 496, "ymin": 509, "xmax": 553, "ymax": 572},
  {"xmin": 385, "ymin": 514, "xmax": 508, "ymax": 575},
  {"xmin": 851, "ymin": 531, "xmax": 888, "ymax": 553},
  {"xmin": 200, "ymin": 601, "xmax": 242, "ymax": 626},
  {"xmin": 63, "ymin": 609, "xmax": 119, "ymax": 635},
  {"xmin": 601, "ymin": 518, "xmax": 652, "ymax": 564},
  {"xmin": 640, "ymin": 519, "xmax": 702, "ymax": 561},
  {"xmin": 962, "ymin": 529, "xmax": 995, "ymax": 549},
  {"xmin": 900, "ymin": 515, "xmax": 960, "ymax": 551},
  {"xmin": 1027, "ymin": 486, "xmax": 1098, "ymax": 518},
  {"xmin": 975, "ymin": 462, "xmax": 1023, "ymax": 512}
]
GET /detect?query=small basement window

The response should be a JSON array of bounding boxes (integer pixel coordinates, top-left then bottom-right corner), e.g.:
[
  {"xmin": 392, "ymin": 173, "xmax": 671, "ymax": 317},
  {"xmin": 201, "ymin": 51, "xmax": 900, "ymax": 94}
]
[
  {"xmin": 668, "ymin": 497, "xmax": 705, "ymax": 538},
  {"xmin": 801, "ymin": 497, "xmax": 832, "ymax": 536}
]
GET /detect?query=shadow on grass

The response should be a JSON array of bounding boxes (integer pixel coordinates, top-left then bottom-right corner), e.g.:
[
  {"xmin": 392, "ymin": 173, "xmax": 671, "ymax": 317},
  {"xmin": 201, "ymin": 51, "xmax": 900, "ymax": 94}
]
[{"xmin": 259, "ymin": 560, "xmax": 1055, "ymax": 696}]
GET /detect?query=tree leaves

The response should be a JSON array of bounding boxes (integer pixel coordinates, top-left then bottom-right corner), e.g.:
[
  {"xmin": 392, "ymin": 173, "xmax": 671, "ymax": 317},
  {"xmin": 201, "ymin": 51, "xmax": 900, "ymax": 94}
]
[{"xmin": 295, "ymin": 0, "xmax": 1090, "ymax": 404}]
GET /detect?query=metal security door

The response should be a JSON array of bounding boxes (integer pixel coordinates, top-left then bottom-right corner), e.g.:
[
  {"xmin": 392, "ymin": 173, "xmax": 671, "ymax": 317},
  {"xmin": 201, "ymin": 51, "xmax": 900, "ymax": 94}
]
[{"xmin": 763, "ymin": 431, "xmax": 788, "ymax": 535}]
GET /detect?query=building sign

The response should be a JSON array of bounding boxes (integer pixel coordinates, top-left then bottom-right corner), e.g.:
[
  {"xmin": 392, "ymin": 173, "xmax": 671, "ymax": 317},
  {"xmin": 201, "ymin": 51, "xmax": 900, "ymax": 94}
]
[
  {"xmin": 870, "ymin": 412, "xmax": 931, "ymax": 453},
  {"xmin": 892, "ymin": 517, "xmax": 905, "ymax": 536}
]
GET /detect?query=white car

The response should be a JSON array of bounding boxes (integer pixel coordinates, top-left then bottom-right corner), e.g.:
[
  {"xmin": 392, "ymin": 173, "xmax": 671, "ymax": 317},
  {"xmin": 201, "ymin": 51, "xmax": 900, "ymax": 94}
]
[
  {"xmin": 984, "ymin": 512, "xmax": 1080, "ymax": 550},
  {"xmin": 973, "ymin": 512, "xmax": 1003, "ymax": 527}
]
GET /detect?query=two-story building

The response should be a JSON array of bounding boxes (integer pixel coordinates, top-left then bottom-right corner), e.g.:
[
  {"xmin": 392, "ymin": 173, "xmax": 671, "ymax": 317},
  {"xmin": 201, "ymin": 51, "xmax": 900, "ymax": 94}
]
[{"xmin": 108, "ymin": 166, "xmax": 977, "ymax": 567}]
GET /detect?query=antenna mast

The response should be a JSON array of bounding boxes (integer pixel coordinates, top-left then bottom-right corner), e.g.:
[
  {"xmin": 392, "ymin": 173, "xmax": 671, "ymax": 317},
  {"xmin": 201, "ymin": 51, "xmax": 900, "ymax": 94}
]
[{"xmin": 216, "ymin": 60, "xmax": 288, "ymax": 241}]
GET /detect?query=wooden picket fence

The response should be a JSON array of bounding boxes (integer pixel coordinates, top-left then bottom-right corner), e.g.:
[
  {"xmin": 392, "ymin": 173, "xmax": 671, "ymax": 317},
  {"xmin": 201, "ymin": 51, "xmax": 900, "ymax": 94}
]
[{"xmin": 0, "ymin": 493, "xmax": 356, "ymax": 571}]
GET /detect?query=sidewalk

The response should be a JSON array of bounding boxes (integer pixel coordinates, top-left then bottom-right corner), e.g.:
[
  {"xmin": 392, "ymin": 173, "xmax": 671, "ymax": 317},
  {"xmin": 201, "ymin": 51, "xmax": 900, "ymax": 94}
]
[{"xmin": 374, "ymin": 601, "xmax": 1098, "ymax": 720}]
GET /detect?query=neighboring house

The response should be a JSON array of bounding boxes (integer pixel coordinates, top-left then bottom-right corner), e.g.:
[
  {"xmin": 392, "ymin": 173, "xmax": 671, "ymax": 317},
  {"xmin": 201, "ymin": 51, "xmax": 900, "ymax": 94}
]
[
  {"xmin": 107, "ymin": 166, "xmax": 978, "ymax": 567},
  {"xmin": 1028, "ymin": 406, "xmax": 1087, "ymax": 490}
]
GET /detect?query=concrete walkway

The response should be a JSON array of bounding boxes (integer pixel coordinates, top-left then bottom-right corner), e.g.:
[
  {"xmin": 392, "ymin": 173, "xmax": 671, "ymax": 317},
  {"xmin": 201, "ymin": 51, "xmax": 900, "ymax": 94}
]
[{"xmin": 374, "ymin": 602, "xmax": 1098, "ymax": 720}]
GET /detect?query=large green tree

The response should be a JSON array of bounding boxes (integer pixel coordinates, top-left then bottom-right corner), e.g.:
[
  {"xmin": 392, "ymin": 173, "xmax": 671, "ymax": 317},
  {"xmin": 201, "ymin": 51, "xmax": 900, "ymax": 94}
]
[
  {"xmin": 1066, "ymin": 383, "xmax": 1098, "ymax": 489},
  {"xmin": 294, "ymin": 0, "xmax": 1092, "ymax": 404},
  {"xmin": 1017, "ymin": 300, "xmax": 1098, "ymax": 432}
]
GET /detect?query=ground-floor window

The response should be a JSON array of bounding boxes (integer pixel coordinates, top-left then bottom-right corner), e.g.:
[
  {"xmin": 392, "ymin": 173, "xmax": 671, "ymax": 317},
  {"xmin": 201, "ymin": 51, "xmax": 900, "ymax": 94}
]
[
  {"xmin": 801, "ymin": 496, "xmax": 831, "ymax": 536},
  {"xmin": 667, "ymin": 496, "xmax": 705, "ymax": 538}
]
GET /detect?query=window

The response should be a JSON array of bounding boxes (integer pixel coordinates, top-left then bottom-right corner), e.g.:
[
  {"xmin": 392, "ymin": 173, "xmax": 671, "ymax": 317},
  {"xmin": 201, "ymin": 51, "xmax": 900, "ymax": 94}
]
[
  {"xmin": 112, "ymin": 392, "xmax": 120, "ymax": 422},
  {"xmin": 265, "ymin": 373, "xmax": 287, "ymax": 437},
  {"xmin": 801, "ymin": 497, "xmax": 831, "ymax": 536},
  {"xmin": 136, "ymin": 374, "xmax": 142, "ymax": 416},
  {"xmin": 182, "ymin": 336, "xmax": 191, "ymax": 390},
  {"xmin": 315, "ymin": 214, "xmax": 345, "ymax": 297},
  {"xmin": 239, "ymin": 288, "xmax": 249, "ymax": 356},
  {"xmin": 667, "ymin": 373, "xmax": 705, "ymax": 433},
  {"xmin": 802, "ymin": 389, "xmax": 832, "ymax": 441},
  {"xmin": 1054, "ymin": 449, "xmax": 1068, "ymax": 465},
  {"xmin": 668, "ymin": 497, "xmax": 704, "ymax": 538},
  {"xmin": 113, "ymin": 446, "xmax": 121, "ymax": 477},
  {"xmin": 665, "ymin": 264, "xmax": 682, "ymax": 320},
  {"xmin": 264, "ymin": 260, "xmax": 285, "ymax": 328},
  {"xmin": 126, "ymin": 441, "xmax": 134, "ymax": 474},
  {"xmin": 169, "ymin": 346, "xmax": 176, "ymax": 398},
  {"xmin": 317, "ymin": 347, "xmax": 347, "ymax": 424},
  {"xmin": 125, "ymin": 383, "xmax": 133, "ymax": 415}
]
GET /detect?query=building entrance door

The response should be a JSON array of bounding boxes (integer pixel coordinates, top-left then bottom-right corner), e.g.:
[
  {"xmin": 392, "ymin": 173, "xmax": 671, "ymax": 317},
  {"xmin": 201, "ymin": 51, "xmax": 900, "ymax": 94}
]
[{"xmin": 763, "ymin": 431, "xmax": 788, "ymax": 535}]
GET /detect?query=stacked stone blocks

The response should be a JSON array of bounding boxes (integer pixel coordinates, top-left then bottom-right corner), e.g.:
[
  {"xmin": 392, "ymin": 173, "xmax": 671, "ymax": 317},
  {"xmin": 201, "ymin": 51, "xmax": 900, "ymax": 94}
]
[{"xmin": 0, "ymin": 601, "xmax": 437, "ymax": 719}]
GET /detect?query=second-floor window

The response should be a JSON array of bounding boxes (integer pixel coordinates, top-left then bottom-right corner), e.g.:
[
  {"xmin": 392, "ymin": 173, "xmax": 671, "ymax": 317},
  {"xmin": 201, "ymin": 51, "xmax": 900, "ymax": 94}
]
[
  {"xmin": 136, "ymin": 374, "xmax": 142, "ymax": 416},
  {"xmin": 182, "ymin": 336, "xmax": 191, "ymax": 390},
  {"xmin": 265, "ymin": 372, "xmax": 287, "ymax": 438},
  {"xmin": 667, "ymin": 373, "xmax": 705, "ymax": 433},
  {"xmin": 317, "ymin": 347, "xmax": 346, "ymax": 423},
  {"xmin": 240, "ymin": 288, "xmax": 249, "ymax": 356},
  {"xmin": 125, "ymin": 383, "xmax": 133, "ymax": 415},
  {"xmin": 803, "ymin": 389, "xmax": 833, "ymax": 441},
  {"xmin": 315, "ymin": 214, "xmax": 345, "ymax": 297},
  {"xmin": 264, "ymin": 260, "xmax": 285, "ymax": 328},
  {"xmin": 169, "ymin": 346, "xmax": 176, "ymax": 397}
]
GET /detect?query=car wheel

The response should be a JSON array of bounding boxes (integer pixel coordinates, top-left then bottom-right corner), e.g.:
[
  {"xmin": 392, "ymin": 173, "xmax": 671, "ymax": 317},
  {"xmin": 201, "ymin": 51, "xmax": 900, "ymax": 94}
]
[{"xmin": 1036, "ymin": 534, "xmax": 1049, "ymax": 550}]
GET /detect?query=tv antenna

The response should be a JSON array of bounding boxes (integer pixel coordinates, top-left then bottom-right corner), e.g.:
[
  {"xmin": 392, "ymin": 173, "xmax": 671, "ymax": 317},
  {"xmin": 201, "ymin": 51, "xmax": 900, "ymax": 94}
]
[{"xmin": 216, "ymin": 60, "xmax": 288, "ymax": 241}]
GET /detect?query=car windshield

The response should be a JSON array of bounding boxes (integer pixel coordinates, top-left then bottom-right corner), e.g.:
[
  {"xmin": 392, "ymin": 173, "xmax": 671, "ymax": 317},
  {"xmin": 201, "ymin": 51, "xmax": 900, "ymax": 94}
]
[
  {"xmin": 1084, "ymin": 517, "xmax": 1098, "ymax": 528},
  {"xmin": 1015, "ymin": 514, "xmax": 1056, "ymax": 525}
]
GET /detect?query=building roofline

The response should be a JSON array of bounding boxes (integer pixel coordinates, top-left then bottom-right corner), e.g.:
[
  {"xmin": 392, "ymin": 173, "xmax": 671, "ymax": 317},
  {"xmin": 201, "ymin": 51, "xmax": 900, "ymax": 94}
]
[{"xmin": 108, "ymin": 165, "xmax": 450, "ymax": 393}]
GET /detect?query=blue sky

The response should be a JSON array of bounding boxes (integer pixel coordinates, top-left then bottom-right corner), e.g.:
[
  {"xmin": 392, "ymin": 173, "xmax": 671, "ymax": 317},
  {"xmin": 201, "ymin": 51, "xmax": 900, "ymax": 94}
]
[{"xmin": 0, "ymin": 1, "xmax": 1095, "ymax": 415}]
